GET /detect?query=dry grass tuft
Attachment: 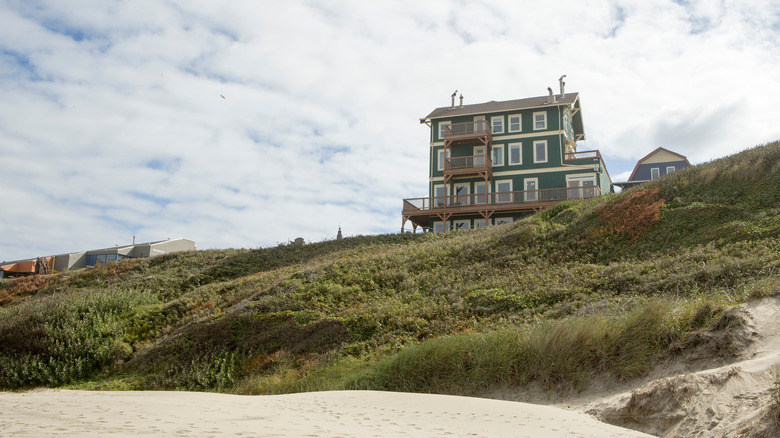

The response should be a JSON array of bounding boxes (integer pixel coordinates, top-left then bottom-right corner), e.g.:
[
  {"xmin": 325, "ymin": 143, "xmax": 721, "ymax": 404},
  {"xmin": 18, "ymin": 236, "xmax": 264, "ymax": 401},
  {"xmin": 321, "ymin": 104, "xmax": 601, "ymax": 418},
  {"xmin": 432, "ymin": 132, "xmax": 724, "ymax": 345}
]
[
  {"xmin": 0, "ymin": 274, "xmax": 61, "ymax": 305},
  {"xmin": 595, "ymin": 187, "xmax": 665, "ymax": 241}
]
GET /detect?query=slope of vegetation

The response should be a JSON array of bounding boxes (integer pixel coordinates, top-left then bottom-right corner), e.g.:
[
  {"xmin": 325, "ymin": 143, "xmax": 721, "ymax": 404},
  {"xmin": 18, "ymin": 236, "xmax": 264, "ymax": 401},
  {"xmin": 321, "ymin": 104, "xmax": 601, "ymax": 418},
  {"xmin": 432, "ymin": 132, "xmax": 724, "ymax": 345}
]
[{"xmin": 1, "ymin": 141, "xmax": 779, "ymax": 396}]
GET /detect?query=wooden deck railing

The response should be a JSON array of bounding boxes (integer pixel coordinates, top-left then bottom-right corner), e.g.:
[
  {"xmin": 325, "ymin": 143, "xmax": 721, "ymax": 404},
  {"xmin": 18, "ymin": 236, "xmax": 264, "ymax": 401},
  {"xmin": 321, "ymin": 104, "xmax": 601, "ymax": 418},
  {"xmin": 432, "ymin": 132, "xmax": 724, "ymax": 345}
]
[
  {"xmin": 402, "ymin": 186, "xmax": 601, "ymax": 212},
  {"xmin": 444, "ymin": 120, "xmax": 491, "ymax": 141}
]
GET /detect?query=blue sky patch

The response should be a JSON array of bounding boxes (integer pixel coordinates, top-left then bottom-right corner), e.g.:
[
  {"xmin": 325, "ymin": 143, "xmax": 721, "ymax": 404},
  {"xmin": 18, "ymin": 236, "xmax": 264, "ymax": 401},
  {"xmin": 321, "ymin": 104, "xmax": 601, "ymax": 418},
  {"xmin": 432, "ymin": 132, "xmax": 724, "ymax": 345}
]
[
  {"xmin": 131, "ymin": 191, "xmax": 172, "ymax": 208},
  {"xmin": 145, "ymin": 158, "xmax": 181, "ymax": 173},
  {"xmin": 1, "ymin": 50, "xmax": 43, "ymax": 81}
]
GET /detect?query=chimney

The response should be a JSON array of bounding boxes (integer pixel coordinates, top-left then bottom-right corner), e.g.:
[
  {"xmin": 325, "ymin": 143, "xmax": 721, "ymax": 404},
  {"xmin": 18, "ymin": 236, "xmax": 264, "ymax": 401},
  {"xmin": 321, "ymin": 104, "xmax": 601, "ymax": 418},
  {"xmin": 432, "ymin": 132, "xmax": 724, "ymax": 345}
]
[
  {"xmin": 559, "ymin": 75, "xmax": 566, "ymax": 97},
  {"xmin": 450, "ymin": 90, "xmax": 458, "ymax": 108},
  {"xmin": 459, "ymin": 94, "xmax": 463, "ymax": 107},
  {"xmin": 547, "ymin": 87, "xmax": 556, "ymax": 104}
]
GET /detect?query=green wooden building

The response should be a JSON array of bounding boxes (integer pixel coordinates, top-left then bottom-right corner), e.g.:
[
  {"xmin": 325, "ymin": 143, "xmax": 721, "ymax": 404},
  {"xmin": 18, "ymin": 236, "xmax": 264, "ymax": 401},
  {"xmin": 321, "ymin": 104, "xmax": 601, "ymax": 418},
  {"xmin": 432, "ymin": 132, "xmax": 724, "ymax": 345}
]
[{"xmin": 402, "ymin": 84, "xmax": 611, "ymax": 233}]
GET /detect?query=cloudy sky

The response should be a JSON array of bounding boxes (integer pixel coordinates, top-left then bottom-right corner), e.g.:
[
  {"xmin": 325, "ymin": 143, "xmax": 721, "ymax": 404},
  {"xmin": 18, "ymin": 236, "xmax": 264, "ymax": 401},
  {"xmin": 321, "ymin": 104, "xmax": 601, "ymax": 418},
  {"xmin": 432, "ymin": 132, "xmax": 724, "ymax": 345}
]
[{"xmin": 1, "ymin": 0, "xmax": 779, "ymax": 262}]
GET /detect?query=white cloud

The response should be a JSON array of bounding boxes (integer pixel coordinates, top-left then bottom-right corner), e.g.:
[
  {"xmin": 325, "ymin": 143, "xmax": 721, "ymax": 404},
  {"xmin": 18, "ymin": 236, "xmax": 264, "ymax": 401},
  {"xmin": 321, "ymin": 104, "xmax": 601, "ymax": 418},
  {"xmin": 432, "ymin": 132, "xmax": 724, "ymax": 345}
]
[{"xmin": 1, "ymin": 0, "xmax": 779, "ymax": 261}]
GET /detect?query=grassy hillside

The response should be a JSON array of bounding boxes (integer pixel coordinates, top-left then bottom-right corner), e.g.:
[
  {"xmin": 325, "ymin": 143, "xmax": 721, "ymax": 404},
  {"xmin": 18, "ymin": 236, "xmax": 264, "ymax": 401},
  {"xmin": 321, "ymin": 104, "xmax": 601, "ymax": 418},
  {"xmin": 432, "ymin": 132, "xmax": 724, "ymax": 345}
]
[{"xmin": 1, "ymin": 141, "xmax": 779, "ymax": 396}]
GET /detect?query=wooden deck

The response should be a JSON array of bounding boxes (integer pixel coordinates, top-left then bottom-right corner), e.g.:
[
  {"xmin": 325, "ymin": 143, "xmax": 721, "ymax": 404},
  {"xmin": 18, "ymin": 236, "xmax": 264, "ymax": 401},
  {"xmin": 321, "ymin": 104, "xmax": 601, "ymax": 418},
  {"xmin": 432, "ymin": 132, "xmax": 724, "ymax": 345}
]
[
  {"xmin": 444, "ymin": 120, "xmax": 492, "ymax": 143},
  {"xmin": 402, "ymin": 186, "xmax": 601, "ymax": 230}
]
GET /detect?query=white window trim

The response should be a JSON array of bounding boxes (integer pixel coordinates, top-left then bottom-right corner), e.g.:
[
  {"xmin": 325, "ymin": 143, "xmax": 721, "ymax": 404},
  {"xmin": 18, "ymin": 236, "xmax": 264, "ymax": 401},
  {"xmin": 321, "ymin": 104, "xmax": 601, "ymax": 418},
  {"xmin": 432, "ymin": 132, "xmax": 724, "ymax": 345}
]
[
  {"xmin": 666, "ymin": 166, "xmax": 676, "ymax": 174},
  {"xmin": 453, "ymin": 219, "xmax": 470, "ymax": 230},
  {"xmin": 433, "ymin": 184, "xmax": 447, "ymax": 207},
  {"xmin": 566, "ymin": 173, "xmax": 597, "ymax": 183},
  {"xmin": 651, "ymin": 167, "xmax": 660, "ymax": 180},
  {"xmin": 436, "ymin": 148, "xmax": 450, "ymax": 171},
  {"xmin": 566, "ymin": 174, "xmax": 597, "ymax": 199},
  {"xmin": 438, "ymin": 120, "xmax": 451, "ymax": 140},
  {"xmin": 524, "ymin": 177, "xmax": 538, "ymax": 202},
  {"xmin": 474, "ymin": 181, "xmax": 488, "ymax": 204},
  {"xmin": 473, "ymin": 146, "xmax": 486, "ymax": 167},
  {"xmin": 495, "ymin": 179, "xmax": 513, "ymax": 203},
  {"xmin": 453, "ymin": 182, "xmax": 470, "ymax": 205},
  {"xmin": 533, "ymin": 111, "xmax": 547, "ymax": 130},
  {"xmin": 491, "ymin": 116, "xmax": 504, "ymax": 134},
  {"xmin": 432, "ymin": 221, "xmax": 445, "ymax": 233},
  {"xmin": 473, "ymin": 116, "xmax": 487, "ymax": 134},
  {"xmin": 508, "ymin": 114, "xmax": 522, "ymax": 132},
  {"xmin": 508, "ymin": 143, "xmax": 522, "ymax": 165},
  {"xmin": 492, "ymin": 144, "xmax": 504, "ymax": 167},
  {"xmin": 533, "ymin": 140, "xmax": 548, "ymax": 163}
]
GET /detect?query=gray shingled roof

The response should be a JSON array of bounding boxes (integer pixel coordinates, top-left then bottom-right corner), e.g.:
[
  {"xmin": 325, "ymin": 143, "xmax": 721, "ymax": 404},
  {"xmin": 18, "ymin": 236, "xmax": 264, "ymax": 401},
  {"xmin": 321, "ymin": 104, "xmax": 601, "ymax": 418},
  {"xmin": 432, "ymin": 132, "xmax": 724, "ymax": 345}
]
[{"xmin": 423, "ymin": 93, "xmax": 580, "ymax": 120}]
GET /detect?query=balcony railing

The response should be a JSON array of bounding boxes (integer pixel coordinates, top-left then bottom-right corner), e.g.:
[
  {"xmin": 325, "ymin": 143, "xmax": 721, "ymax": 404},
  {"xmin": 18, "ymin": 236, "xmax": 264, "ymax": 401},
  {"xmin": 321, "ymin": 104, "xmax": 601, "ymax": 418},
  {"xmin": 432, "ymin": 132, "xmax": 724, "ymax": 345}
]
[
  {"xmin": 444, "ymin": 154, "xmax": 492, "ymax": 172},
  {"xmin": 402, "ymin": 186, "xmax": 601, "ymax": 213},
  {"xmin": 564, "ymin": 150, "xmax": 602, "ymax": 161},
  {"xmin": 444, "ymin": 120, "xmax": 491, "ymax": 141}
]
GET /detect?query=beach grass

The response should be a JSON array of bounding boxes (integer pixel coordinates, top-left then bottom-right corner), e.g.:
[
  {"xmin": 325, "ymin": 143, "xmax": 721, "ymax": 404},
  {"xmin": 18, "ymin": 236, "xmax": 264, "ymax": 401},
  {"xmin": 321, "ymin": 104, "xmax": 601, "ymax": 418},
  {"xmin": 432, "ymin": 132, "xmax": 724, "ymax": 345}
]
[{"xmin": 1, "ymin": 140, "xmax": 779, "ymax": 397}]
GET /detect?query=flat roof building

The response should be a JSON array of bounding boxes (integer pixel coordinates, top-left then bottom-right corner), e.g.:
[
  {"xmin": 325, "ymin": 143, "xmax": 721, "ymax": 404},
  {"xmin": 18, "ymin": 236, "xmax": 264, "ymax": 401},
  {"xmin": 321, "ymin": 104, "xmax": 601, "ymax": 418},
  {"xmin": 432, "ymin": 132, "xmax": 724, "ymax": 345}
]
[{"xmin": 1, "ymin": 238, "xmax": 195, "ymax": 277}]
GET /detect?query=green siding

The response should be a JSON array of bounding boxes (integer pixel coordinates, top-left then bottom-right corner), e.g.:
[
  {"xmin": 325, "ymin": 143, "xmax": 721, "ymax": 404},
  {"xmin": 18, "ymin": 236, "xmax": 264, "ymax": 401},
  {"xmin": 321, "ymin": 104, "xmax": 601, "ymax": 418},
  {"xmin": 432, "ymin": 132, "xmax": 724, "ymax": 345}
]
[
  {"xmin": 425, "ymin": 100, "xmax": 608, "ymax": 209},
  {"xmin": 430, "ymin": 106, "xmax": 563, "ymax": 144}
]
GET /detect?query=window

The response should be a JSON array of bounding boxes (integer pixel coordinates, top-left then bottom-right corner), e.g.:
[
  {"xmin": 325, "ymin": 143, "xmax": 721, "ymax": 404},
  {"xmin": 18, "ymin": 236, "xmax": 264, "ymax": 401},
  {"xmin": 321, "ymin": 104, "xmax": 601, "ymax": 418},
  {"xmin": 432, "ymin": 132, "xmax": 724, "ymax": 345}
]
[
  {"xmin": 433, "ymin": 185, "xmax": 447, "ymax": 207},
  {"xmin": 524, "ymin": 178, "xmax": 538, "ymax": 202},
  {"xmin": 438, "ymin": 121, "xmax": 451, "ymax": 139},
  {"xmin": 475, "ymin": 182, "xmax": 487, "ymax": 204},
  {"xmin": 453, "ymin": 219, "xmax": 470, "ymax": 230},
  {"xmin": 567, "ymin": 175, "xmax": 597, "ymax": 199},
  {"xmin": 533, "ymin": 140, "xmax": 547, "ymax": 163},
  {"xmin": 454, "ymin": 183, "xmax": 469, "ymax": 205},
  {"xmin": 492, "ymin": 145, "xmax": 504, "ymax": 166},
  {"xmin": 496, "ymin": 180, "xmax": 512, "ymax": 203},
  {"xmin": 491, "ymin": 116, "xmax": 504, "ymax": 134},
  {"xmin": 533, "ymin": 111, "xmax": 547, "ymax": 130},
  {"xmin": 494, "ymin": 217, "xmax": 513, "ymax": 225},
  {"xmin": 474, "ymin": 116, "xmax": 486, "ymax": 133},
  {"xmin": 433, "ymin": 221, "xmax": 445, "ymax": 233},
  {"xmin": 474, "ymin": 219, "xmax": 490, "ymax": 229},
  {"xmin": 666, "ymin": 166, "xmax": 676, "ymax": 174},
  {"xmin": 508, "ymin": 114, "xmax": 522, "ymax": 132},
  {"xmin": 436, "ymin": 149, "xmax": 450, "ymax": 171},
  {"xmin": 473, "ymin": 146, "xmax": 486, "ymax": 167},
  {"xmin": 583, "ymin": 180, "xmax": 596, "ymax": 198},
  {"xmin": 651, "ymin": 167, "xmax": 660, "ymax": 180},
  {"xmin": 509, "ymin": 143, "xmax": 522, "ymax": 165}
]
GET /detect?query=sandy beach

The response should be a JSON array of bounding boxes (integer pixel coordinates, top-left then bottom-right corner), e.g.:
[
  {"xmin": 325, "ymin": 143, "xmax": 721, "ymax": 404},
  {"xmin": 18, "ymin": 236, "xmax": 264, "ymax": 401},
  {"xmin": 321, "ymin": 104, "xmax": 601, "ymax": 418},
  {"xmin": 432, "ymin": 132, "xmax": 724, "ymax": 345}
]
[
  {"xmin": 2, "ymin": 300, "xmax": 778, "ymax": 437},
  {"xmin": 0, "ymin": 389, "xmax": 652, "ymax": 437}
]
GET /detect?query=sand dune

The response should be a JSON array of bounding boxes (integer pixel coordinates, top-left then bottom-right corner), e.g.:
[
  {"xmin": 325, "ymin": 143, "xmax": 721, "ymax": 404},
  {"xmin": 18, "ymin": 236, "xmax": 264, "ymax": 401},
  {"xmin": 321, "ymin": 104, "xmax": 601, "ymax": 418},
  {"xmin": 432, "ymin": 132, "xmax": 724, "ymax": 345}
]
[
  {"xmin": 2, "ymin": 297, "xmax": 778, "ymax": 437},
  {"xmin": 0, "ymin": 389, "xmax": 651, "ymax": 437}
]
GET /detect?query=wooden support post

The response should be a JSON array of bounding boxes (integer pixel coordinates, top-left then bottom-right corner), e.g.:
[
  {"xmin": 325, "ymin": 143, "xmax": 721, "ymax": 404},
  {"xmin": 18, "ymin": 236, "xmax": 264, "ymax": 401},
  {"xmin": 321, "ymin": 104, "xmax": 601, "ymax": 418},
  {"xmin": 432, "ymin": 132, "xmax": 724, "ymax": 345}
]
[
  {"xmin": 479, "ymin": 210, "xmax": 494, "ymax": 228},
  {"xmin": 436, "ymin": 212, "xmax": 452, "ymax": 232}
]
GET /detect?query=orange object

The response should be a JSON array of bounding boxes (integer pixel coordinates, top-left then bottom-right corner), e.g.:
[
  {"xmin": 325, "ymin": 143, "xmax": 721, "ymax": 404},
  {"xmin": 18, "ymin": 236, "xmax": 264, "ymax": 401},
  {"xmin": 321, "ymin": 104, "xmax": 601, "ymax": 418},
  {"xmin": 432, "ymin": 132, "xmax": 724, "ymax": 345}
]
[{"xmin": 1, "ymin": 257, "xmax": 53, "ymax": 274}]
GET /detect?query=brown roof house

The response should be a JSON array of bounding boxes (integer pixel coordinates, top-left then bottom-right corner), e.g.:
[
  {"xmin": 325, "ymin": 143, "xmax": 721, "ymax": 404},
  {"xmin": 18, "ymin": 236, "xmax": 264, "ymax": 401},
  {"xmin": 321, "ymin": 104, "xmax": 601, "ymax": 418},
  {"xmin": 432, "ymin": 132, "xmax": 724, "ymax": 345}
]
[{"xmin": 613, "ymin": 147, "xmax": 692, "ymax": 190}]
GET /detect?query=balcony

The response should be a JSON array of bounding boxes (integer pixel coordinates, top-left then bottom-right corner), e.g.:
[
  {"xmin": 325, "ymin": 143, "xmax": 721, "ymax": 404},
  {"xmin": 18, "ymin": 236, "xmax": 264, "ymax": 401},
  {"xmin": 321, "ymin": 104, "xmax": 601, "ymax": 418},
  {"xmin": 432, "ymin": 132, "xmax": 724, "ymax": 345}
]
[
  {"xmin": 444, "ymin": 154, "xmax": 492, "ymax": 179},
  {"xmin": 564, "ymin": 150, "xmax": 602, "ymax": 162},
  {"xmin": 402, "ymin": 186, "xmax": 601, "ymax": 219},
  {"xmin": 444, "ymin": 120, "xmax": 492, "ymax": 143}
]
